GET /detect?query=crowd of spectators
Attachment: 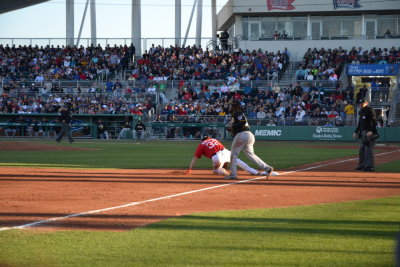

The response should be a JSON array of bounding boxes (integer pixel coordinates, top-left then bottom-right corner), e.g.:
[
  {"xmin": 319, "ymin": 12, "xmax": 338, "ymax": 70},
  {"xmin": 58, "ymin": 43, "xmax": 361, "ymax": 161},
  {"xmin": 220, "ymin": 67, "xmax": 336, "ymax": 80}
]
[
  {"xmin": 128, "ymin": 44, "xmax": 289, "ymax": 82},
  {"xmin": 0, "ymin": 91, "xmax": 155, "ymax": 117},
  {"xmin": 160, "ymin": 46, "xmax": 398, "ymax": 128},
  {"xmin": 0, "ymin": 43, "xmax": 289, "ymax": 84},
  {"xmin": 0, "ymin": 43, "xmax": 134, "ymax": 82},
  {"xmin": 295, "ymin": 46, "xmax": 400, "ymax": 83},
  {"xmin": 157, "ymin": 80, "xmax": 358, "ymax": 128},
  {"xmin": 1, "ymin": 44, "xmax": 398, "ymax": 133}
]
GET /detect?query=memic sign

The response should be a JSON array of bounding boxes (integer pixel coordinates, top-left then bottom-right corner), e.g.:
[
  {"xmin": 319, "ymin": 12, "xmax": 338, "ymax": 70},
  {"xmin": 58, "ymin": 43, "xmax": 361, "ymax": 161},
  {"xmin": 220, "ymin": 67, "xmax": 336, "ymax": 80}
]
[{"xmin": 255, "ymin": 129, "xmax": 282, "ymax": 136}]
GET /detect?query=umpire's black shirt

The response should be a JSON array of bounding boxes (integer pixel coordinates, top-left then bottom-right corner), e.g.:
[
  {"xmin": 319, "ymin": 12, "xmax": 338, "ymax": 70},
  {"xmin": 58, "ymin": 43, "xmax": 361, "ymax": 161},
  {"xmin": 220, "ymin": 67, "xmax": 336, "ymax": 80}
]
[
  {"xmin": 355, "ymin": 106, "xmax": 377, "ymax": 136},
  {"xmin": 60, "ymin": 110, "xmax": 72, "ymax": 123}
]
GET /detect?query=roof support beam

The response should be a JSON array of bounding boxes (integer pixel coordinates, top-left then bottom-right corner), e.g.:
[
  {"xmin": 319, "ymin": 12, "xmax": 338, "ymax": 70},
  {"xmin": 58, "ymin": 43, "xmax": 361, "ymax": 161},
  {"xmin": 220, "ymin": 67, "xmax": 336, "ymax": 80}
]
[
  {"xmin": 175, "ymin": 0, "xmax": 181, "ymax": 46},
  {"xmin": 131, "ymin": 0, "xmax": 141, "ymax": 55},
  {"xmin": 90, "ymin": 0, "xmax": 97, "ymax": 46},
  {"xmin": 66, "ymin": 0, "xmax": 74, "ymax": 46}
]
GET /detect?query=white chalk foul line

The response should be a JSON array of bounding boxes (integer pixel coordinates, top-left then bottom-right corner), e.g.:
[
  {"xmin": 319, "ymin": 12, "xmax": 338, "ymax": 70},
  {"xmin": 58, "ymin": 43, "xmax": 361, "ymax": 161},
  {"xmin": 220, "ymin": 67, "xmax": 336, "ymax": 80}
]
[{"xmin": 1, "ymin": 149, "xmax": 399, "ymax": 232}]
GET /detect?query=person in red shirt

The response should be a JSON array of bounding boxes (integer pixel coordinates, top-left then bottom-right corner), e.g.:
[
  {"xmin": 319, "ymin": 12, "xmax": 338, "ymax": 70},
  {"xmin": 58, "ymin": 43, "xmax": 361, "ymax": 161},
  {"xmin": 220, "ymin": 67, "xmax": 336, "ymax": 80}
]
[{"xmin": 185, "ymin": 134, "xmax": 268, "ymax": 176}]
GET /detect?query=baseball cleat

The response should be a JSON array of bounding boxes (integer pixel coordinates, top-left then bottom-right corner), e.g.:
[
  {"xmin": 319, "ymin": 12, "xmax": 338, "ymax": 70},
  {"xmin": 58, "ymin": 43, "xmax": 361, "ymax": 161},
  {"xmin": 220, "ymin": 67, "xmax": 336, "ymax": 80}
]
[
  {"xmin": 264, "ymin": 167, "xmax": 273, "ymax": 180},
  {"xmin": 224, "ymin": 175, "xmax": 237, "ymax": 180}
]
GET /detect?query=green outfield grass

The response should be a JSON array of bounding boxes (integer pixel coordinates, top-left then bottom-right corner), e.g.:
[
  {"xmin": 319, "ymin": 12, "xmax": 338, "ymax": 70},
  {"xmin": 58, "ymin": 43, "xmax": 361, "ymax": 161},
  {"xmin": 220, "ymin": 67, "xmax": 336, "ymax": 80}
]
[
  {"xmin": 0, "ymin": 140, "xmax": 391, "ymax": 170},
  {"xmin": 0, "ymin": 196, "xmax": 399, "ymax": 266},
  {"xmin": 376, "ymin": 160, "xmax": 400, "ymax": 172}
]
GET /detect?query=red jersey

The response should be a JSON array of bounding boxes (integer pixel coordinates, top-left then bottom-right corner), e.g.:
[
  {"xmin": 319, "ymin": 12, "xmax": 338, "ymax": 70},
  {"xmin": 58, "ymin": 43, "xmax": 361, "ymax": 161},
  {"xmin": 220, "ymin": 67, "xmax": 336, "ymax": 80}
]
[{"xmin": 194, "ymin": 138, "xmax": 225, "ymax": 159}]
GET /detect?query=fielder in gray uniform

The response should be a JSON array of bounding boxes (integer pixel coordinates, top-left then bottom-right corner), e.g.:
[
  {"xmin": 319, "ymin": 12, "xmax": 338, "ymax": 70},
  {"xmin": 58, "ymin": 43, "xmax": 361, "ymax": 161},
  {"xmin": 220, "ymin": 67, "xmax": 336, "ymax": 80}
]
[
  {"xmin": 353, "ymin": 99, "xmax": 378, "ymax": 171},
  {"xmin": 224, "ymin": 100, "xmax": 276, "ymax": 180}
]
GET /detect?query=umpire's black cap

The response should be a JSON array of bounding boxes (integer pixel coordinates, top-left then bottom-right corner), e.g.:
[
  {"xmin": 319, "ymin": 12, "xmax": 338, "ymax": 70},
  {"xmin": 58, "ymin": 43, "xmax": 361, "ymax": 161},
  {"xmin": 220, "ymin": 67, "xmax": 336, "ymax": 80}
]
[{"xmin": 357, "ymin": 98, "xmax": 368, "ymax": 105}]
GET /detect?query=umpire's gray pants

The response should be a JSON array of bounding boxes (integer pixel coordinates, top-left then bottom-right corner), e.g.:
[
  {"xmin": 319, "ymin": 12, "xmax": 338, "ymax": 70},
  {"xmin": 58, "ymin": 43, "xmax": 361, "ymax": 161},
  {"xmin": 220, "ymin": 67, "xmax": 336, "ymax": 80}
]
[
  {"xmin": 358, "ymin": 130, "xmax": 375, "ymax": 169},
  {"xmin": 230, "ymin": 131, "xmax": 272, "ymax": 177},
  {"xmin": 56, "ymin": 123, "xmax": 73, "ymax": 142}
]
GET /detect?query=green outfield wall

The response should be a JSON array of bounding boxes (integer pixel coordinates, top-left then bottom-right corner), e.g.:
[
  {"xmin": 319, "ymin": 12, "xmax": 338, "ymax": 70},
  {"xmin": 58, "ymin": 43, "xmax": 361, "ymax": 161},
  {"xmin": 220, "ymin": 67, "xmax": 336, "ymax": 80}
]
[
  {"xmin": 250, "ymin": 126, "xmax": 399, "ymax": 142},
  {"xmin": 0, "ymin": 113, "xmax": 399, "ymax": 141}
]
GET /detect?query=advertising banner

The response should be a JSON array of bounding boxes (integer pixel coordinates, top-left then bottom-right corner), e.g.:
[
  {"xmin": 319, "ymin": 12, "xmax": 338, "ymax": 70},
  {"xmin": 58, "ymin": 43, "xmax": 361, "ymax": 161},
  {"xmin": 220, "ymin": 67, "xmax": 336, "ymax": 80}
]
[
  {"xmin": 333, "ymin": 0, "xmax": 361, "ymax": 9},
  {"xmin": 266, "ymin": 0, "xmax": 295, "ymax": 10},
  {"xmin": 251, "ymin": 126, "xmax": 396, "ymax": 141},
  {"xmin": 347, "ymin": 64, "xmax": 399, "ymax": 76},
  {"xmin": 252, "ymin": 126, "xmax": 354, "ymax": 141}
]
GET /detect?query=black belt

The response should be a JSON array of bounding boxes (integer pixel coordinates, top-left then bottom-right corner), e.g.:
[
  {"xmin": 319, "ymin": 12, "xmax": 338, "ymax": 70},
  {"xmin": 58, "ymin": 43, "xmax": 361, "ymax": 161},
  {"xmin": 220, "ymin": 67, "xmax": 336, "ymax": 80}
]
[{"xmin": 212, "ymin": 149, "xmax": 224, "ymax": 157}]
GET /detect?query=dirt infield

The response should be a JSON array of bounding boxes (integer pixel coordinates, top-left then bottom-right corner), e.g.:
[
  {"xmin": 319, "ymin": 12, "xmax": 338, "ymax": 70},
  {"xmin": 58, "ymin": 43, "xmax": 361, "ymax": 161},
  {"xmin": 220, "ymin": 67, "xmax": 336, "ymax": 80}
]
[{"xmin": 1, "ymin": 147, "xmax": 400, "ymax": 232}]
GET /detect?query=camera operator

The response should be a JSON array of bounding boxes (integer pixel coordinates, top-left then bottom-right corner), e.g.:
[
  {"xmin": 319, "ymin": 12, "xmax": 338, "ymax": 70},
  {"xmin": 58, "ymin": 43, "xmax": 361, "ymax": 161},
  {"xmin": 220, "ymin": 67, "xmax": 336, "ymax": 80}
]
[{"xmin": 218, "ymin": 30, "xmax": 229, "ymax": 50}]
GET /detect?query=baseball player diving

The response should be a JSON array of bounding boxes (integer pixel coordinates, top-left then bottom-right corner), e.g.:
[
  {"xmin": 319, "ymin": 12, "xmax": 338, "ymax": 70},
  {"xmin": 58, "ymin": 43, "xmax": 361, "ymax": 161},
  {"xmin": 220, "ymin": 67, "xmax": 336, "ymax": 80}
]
[{"xmin": 185, "ymin": 134, "xmax": 269, "ymax": 176}]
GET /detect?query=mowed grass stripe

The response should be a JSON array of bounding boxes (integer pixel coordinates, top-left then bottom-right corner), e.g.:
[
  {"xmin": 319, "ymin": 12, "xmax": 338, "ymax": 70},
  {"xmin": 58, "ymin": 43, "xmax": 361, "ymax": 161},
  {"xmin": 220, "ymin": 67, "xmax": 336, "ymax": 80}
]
[
  {"xmin": 0, "ymin": 140, "xmax": 363, "ymax": 169},
  {"xmin": 0, "ymin": 196, "xmax": 399, "ymax": 266}
]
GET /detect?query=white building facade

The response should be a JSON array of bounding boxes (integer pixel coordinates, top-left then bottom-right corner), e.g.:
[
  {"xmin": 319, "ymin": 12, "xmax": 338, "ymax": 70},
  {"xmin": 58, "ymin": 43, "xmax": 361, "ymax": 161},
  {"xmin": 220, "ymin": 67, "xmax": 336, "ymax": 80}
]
[{"xmin": 217, "ymin": 0, "xmax": 400, "ymax": 60}]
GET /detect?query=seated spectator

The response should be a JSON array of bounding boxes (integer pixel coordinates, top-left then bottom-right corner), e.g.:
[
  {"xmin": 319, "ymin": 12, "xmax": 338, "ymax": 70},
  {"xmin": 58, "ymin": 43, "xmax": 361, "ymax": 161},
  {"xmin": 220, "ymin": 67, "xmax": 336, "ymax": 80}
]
[
  {"xmin": 295, "ymin": 107, "xmax": 306, "ymax": 125},
  {"xmin": 273, "ymin": 31, "xmax": 280, "ymax": 40},
  {"xmin": 384, "ymin": 29, "xmax": 392, "ymax": 38},
  {"xmin": 5, "ymin": 118, "xmax": 17, "ymax": 137},
  {"xmin": 147, "ymin": 84, "xmax": 157, "ymax": 94},
  {"xmin": 134, "ymin": 119, "xmax": 146, "ymax": 141},
  {"xmin": 118, "ymin": 117, "xmax": 132, "ymax": 139},
  {"xmin": 97, "ymin": 119, "xmax": 109, "ymax": 139},
  {"xmin": 267, "ymin": 120, "xmax": 276, "ymax": 126}
]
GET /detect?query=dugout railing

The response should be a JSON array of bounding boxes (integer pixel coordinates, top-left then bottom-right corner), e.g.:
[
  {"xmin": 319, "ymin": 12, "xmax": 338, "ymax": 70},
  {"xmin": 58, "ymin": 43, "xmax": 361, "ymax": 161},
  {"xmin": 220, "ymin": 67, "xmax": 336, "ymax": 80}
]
[{"xmin": 0, "ymin": 113, "xmax": 143, "ymax": 139}]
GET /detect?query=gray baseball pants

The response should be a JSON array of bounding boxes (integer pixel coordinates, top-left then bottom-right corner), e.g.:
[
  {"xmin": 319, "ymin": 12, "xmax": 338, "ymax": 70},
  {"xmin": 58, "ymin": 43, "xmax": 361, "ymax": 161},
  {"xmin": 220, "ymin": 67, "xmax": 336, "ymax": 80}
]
[
  {"xmin": 358, "ymin": 130, "xmax": 375, "ymax": 169},
  {"xmin": 56, "ymin": 123, "xmax": 73, "ymax": 143},
  {"xmin": 229, "ymin": 131, "xmax": 272, "ymax": 177}
]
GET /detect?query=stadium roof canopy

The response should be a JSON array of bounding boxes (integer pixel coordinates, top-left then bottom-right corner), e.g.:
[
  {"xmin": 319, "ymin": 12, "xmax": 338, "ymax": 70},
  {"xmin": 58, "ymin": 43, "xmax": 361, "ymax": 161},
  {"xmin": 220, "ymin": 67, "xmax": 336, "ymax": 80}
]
[{"xmin": 0, "ymin": 0, "xmax": 49, "ymax": 15}]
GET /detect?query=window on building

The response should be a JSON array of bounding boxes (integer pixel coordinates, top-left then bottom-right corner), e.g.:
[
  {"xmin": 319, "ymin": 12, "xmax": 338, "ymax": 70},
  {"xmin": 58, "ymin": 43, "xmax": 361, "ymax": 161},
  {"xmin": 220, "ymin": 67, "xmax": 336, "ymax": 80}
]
[
  {"xmin": 241, "ymin": 14, "xmax": 397, "ymax": 41},
  {"xmin": 292, "ymin": 17, "xmax": 307, "ymax": 39},
  {"xmin": 322, "ymin": 16, "xmax": 341, "ymax": 38},
  {"xmin": 248, "ymin": 17, "xmax": 261, "ymax": 40},
  {"xmin": 377, "ymin": 15, "xmax": 396, "ymax": 36},
  {"xmin": 398, "ymin": 16, "xmax": 400, "ymax": 35},
  {"xmin": 261, "ymin": 17, "xmax": 275, "ymax": 38},
  {"xmin": 276, "ymin": 17, "xmax": 292, "ymax": 37},
  {"xmin": 342, "ymin": 16, "xmax": 362, "ymax": 38},
  {"xmin": 242, "ymin": 17, "xmax": 248, "ymax": 40}
]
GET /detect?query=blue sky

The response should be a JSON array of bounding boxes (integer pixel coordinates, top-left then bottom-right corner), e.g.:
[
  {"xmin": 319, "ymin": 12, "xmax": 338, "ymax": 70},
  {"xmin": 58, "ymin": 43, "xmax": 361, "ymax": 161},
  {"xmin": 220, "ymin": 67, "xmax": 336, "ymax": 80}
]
[{"xmin": 0, "ymin": 0, "xmax": 227, "ymax": 39}]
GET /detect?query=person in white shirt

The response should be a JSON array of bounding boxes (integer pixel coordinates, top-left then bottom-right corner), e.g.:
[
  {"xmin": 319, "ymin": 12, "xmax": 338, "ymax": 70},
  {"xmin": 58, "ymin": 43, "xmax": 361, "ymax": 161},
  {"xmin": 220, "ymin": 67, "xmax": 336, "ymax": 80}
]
[
  {"xmin": 295, "ymin": 108, "xmax": 306, "ymax": 124},
  {"xmin": 306, "ymin": 72, "xmax": 314, "ymax": 81},
  {"xmin": 35, "ymin": 74, "xmax": 45, "ymax": 83},
  {"xmin": 241, "ymin": 74, "xmax": 250, "ymax": 82},
  {"xmin": 219, "ymin": 82, "xmax": 229, "ymax": 96},
  {"xmin": 256, "ymin": 108, "xmax": 267, "ymax": 120},
  {"xmin": 147, "ymin": 85, "xmax": 157, "ymax": 94}
]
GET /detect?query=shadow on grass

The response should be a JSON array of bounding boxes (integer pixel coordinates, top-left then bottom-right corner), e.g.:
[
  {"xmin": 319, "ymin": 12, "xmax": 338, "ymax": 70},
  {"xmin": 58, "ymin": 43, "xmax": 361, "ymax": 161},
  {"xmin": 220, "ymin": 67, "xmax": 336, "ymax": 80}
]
[
  {"xmin": 145, "ymin": 217, "xmax": 398, "ymax": 238},
  {"xmin": 185, "ymin": 245, "xmax": 392, "ymax": 255},
  {"xmin": 1, "ymin": 211, "xmax": 399, "ymax": 234}
]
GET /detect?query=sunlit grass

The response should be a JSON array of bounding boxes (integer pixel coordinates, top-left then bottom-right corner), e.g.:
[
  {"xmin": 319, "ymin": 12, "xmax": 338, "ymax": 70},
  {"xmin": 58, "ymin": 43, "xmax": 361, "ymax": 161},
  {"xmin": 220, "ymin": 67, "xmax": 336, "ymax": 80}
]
[{"xmin": 0, "ymin": 196, "xmax": 399, "ymax": 266}]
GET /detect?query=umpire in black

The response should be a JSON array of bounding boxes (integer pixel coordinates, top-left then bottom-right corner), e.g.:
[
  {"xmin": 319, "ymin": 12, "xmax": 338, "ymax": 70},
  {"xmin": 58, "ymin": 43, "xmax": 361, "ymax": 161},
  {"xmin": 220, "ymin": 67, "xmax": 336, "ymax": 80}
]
[
  {"xmin": 353, "ymin": 99, "xmax": 378, "ymax": 171},
  {"xmin": 56, "ymin": 105, "xmax": 74, "ymax": 143}
]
